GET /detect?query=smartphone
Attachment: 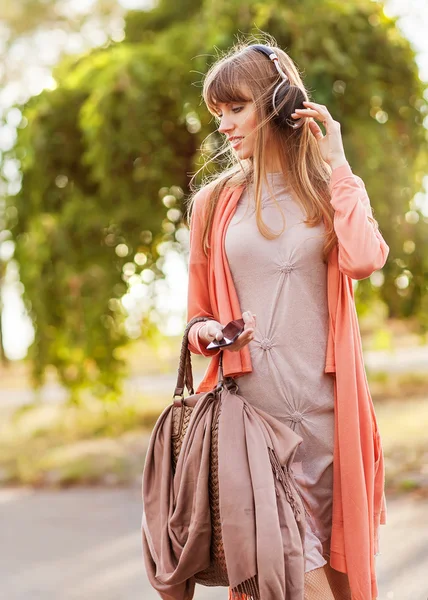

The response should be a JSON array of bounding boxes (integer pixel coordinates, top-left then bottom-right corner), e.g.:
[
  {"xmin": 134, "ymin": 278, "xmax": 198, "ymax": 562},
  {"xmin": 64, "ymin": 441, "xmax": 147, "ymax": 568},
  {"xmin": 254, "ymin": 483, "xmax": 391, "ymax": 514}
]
[{"xmin": 206, "ymin": 318, "xmax": 245, "ymax": 350}]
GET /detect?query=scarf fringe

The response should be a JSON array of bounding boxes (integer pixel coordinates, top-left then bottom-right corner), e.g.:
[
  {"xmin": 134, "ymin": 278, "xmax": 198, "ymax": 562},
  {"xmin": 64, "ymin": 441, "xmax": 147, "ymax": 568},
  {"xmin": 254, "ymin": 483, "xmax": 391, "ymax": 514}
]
[
  {"xmin": 268, "ymin": 446, "xmax": 306, "ymax": 522},
  {"xmin": 229, "ymin": 574, "xmax": 260, "ymax": 600}
]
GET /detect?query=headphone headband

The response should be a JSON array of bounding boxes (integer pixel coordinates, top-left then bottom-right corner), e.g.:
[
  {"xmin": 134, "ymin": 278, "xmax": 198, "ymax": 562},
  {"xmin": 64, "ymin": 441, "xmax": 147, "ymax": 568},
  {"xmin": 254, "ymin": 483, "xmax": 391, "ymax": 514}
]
[{"xmin": 249, "ymin": 44, "xmax": 289, "ymax": 82}]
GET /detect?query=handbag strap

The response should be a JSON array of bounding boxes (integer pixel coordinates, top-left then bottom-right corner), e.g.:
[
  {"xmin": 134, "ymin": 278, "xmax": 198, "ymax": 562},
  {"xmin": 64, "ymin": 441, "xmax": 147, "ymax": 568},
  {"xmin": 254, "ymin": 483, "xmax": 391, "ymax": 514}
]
[{"xmin": 173, "ymin": 316, "xmax": 224, "ymax": 401}]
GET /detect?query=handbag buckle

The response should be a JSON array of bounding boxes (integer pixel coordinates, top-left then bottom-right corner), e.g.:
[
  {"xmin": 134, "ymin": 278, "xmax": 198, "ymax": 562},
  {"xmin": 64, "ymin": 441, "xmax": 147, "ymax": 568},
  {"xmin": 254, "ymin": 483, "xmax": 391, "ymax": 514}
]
[{"xmin": 173, "ymin": 394, "xmax": 184, "ymax": 408}]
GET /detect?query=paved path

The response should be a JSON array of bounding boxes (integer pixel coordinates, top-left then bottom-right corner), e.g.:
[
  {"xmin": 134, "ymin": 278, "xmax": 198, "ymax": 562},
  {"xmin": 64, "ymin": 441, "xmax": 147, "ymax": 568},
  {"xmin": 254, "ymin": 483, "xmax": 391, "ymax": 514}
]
[{"xmin": 1, "ymin": 487, "xmax": 427, "ymax": 600}]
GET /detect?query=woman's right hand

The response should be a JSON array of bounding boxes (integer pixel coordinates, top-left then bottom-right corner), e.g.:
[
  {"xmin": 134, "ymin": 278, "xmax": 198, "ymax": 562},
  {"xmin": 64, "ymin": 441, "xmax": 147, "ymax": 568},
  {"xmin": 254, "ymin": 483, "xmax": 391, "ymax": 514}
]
[{"xmin": 198, "ymin": 311, "xmax": 256, "ymax": 352}]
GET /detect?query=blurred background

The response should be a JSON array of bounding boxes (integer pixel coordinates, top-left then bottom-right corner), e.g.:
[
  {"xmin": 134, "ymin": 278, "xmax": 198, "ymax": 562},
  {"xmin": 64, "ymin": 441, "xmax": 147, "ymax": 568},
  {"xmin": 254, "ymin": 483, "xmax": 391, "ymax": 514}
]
[{"xmin": 1, "ymin": 0, "xmax": 428, "ymax": 599}]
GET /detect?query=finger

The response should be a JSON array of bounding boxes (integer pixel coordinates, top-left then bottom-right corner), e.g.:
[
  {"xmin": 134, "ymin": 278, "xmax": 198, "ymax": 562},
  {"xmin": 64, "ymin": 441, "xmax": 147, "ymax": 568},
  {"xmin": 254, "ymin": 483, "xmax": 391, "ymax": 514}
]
[
  {"xmin": 230, "ymin": 332, "xmax": 254, "ymax": 352},
  {"xmin": 234, "ymin": 325, "xmax": 254, "ymax": 344},
  {"xmin": 242, "ymin": 310, "xmax": 254, "ymax": 327},
  {"xmin": 208, "ymin": 322, "xmax": 223, "ymax": 340},
  {"xmin": 244, "ymin": 310, "xmax": 256, "ymax": 319},
  {"xmin": 239, "ymin": 326, "xmax": 254, "ymax": 339},
  {"xmin": 236, "ymin": 331, "xmax": 254, "ymax": 350},
  {"xmin": 303, "ymin": 100, "xmax": 327, "ymax": 108},
  {"xmin": 244, "ymin": 311, "xmax": 256, "ymax": 329},
  {"xmin": 308, "ymin": 119, "xmax": 324, "ymax": 141},
  {"xmin": 297, "ymin": 103, "xmax": 332, "ymax": 127},
  {"xmin": 302, "ymin": 101, "xmax": 331, "ymax": 119},
  {"xmin": 294, "ymin": 108, "xmax": 328, "ymax": 125}
]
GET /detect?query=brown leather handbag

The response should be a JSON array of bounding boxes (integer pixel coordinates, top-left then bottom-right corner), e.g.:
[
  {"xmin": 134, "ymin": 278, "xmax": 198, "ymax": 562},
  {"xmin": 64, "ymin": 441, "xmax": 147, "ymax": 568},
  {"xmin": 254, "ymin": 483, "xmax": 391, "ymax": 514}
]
[{"xmin": 171, "ymin": 315, "xmax": 233, "ymax": 586}]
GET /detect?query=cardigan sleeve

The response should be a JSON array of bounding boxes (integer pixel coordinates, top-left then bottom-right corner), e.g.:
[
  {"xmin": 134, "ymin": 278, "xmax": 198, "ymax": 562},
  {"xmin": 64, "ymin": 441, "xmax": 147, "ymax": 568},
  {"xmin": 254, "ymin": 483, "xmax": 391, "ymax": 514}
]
[
  {"xmin": 186, "ymin": 186, "xmax": 221, "ymax": 357},
  {"xmin": 329, "ymin": 162, "xmax": 390, "ymax": 280}
]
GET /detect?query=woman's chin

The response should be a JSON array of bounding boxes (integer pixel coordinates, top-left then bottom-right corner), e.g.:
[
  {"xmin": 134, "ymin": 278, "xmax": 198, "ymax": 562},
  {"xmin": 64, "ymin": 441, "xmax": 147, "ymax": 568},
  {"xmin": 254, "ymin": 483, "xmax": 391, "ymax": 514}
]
[{"xmin": 233, "ymin": 148, "xmax": 252, "ymax": 160}]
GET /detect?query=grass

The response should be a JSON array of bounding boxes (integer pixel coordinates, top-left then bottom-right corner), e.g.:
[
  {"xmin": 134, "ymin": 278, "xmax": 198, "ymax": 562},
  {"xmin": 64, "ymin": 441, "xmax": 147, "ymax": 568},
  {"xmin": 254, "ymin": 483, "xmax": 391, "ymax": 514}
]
[
  {"xmin": 0, "ymin": 395, "xmax": 169, "ymax": 487},
  {"xmin": 375, "ymin": 396, "xmax": 428, "ymax": 495},
  {"xmin": 367, "ymin": 370, "xmax": 428, "ymax": 401},
  {"xmin": 1, "ymin": 388, "xmax": 427, "ymax": 494}
]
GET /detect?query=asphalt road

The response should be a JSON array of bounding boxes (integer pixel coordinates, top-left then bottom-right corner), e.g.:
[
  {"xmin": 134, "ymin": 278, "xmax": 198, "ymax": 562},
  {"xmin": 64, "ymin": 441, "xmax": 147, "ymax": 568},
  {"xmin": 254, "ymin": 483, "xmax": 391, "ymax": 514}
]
[{"xmin": 1, "ymin": 486, "xmax": 427, "ymax": 600}]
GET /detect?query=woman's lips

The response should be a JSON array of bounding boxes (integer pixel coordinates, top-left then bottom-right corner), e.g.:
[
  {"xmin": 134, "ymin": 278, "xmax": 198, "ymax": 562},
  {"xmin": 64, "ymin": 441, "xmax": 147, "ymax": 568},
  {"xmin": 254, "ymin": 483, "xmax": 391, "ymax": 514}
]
[{"xmin": 230, "ymin": 137, "xmax": 243, "ymax": 149}]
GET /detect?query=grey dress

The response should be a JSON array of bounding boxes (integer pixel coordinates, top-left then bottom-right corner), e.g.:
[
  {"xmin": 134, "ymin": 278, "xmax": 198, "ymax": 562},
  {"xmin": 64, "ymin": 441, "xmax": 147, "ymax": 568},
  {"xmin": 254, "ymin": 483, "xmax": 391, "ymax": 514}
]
[{"xmin": 224, "ymin": 172, "xmax": 335, "ymax": 572}]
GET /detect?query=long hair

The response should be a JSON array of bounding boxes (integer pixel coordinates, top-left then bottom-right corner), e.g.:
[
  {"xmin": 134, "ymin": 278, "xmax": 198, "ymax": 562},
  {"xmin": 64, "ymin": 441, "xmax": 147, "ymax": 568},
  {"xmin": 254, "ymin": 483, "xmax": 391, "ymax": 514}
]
[{"xmin": 187, "ymin": 35, "xmax": 339, "ymax": 262}]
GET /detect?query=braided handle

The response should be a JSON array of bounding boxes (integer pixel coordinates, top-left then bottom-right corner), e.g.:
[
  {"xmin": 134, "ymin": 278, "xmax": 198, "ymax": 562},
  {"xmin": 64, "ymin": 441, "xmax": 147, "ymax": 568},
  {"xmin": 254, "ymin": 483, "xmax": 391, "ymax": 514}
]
[{"xmin": 173, "ymin": 316, "xmax": 220, "ymax": 399}]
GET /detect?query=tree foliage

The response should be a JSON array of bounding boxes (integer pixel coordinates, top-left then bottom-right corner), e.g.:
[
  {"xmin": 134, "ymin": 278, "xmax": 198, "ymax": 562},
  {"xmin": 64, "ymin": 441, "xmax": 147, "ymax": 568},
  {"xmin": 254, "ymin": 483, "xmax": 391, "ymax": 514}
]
[
  {"xmin": 0, "ymin": 0, "xmax": 122, "ymax": 39},
  {"xmin": 5, "ymin": 0, "xmax": 428, "ymax": 397},
  {"xmin": 8, "ymin": 43, "xmax": 198, "ymax": 396}
]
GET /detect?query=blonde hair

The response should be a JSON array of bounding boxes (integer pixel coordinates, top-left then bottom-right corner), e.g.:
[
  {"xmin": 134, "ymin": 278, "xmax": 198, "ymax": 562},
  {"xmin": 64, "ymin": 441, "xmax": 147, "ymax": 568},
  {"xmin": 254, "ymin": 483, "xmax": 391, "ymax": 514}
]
[{"xmin": 187, "ymin": 35, "xmax": 338, "ymax": 262}]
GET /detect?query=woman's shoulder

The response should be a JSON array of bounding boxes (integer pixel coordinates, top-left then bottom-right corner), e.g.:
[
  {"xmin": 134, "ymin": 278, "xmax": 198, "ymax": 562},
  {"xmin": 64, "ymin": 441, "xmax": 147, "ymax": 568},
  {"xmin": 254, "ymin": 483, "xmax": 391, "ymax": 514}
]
[
  {"xmin": 192, "ymin": 181, "xmax": 217, "ymax": 207},
  {"xmin": 191, "ymin": 179, "xmax": 237, "ymax": 210},
  {"xmin": 189, "ymin": 175, "xmax": 247, "ymax": 220},
  {"xmin": 185, "ymin": 181, "xmax": 217, "ymax": 229}
]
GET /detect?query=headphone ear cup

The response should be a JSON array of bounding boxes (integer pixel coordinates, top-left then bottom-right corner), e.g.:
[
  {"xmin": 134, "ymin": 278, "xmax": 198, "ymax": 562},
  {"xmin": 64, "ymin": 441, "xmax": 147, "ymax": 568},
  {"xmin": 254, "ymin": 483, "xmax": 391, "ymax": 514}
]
[{"xmin": 272, "ymin": 83, "xmax": 307, "ymax": 130}]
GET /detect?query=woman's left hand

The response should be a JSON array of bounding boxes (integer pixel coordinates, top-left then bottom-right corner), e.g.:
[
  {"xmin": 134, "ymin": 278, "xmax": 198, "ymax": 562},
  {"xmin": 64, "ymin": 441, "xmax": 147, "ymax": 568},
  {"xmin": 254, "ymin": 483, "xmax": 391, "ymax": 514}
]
[{"xmin": 292, "ymin": 101, "xmax": 348, "ymax": 170}]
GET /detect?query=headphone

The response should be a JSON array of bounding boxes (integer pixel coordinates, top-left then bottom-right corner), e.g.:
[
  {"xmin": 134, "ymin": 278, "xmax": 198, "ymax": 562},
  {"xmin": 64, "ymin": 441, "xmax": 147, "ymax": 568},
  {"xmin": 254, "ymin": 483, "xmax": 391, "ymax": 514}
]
[{"xmin": 250, "ymin": 44, "xmax": 306, "ymax": 130}]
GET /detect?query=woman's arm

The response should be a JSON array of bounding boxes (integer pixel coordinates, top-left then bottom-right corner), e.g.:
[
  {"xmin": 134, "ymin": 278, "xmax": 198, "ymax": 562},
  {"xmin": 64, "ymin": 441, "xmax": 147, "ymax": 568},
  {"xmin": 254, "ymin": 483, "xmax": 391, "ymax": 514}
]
[
  {"xmin": 291, "ymin": 101, "xmax": 389, "ymax": 281},
  {"xmin": 186, "ymin": 186, "xmax": 221, "ymax": 357},
  {"xmin": 329, "ymin": 162, "xmax": 390, "ymax": 280}
]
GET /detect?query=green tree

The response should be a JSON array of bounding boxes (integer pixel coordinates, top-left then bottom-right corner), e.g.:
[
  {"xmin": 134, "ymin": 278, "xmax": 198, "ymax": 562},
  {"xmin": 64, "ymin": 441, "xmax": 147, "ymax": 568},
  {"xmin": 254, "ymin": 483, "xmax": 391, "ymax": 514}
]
[
  {"xmin": 5, "ymin": 0, "xmax": 428, "ymax": 397},
  {"xmin": 0, "ymin": 0, "xmax": 122, "ymax": 38},
  {"xmin": 8, "ymin": 43, "xmax": 198, "ymax": 397},
  {"xmin": 0, "ymin": 0, "xmax": 131, "ymax": 376}
]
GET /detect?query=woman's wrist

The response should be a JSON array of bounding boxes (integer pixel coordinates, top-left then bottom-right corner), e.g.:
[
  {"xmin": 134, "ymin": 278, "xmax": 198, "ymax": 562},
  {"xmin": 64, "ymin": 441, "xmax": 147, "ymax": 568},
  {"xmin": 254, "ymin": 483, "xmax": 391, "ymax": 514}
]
[{"xmin": 329, "ymin": 155, "xmax": 348, "ymax": 171}]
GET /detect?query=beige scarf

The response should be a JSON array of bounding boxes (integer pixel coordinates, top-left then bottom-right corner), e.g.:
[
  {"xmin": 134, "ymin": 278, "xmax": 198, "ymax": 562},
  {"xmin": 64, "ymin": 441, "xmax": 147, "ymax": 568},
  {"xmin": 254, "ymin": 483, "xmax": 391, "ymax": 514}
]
[{"xmin": 142, "ymin": 385, "xmax": 306, "ymax": 600}]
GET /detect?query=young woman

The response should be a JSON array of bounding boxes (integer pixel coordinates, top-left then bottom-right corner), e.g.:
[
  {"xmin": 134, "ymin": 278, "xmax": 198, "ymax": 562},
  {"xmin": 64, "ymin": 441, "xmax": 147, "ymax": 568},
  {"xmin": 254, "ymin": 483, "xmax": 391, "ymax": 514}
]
[{"xmin": 186, "ymin": 38, "xmax": 388, "ymax": 600}]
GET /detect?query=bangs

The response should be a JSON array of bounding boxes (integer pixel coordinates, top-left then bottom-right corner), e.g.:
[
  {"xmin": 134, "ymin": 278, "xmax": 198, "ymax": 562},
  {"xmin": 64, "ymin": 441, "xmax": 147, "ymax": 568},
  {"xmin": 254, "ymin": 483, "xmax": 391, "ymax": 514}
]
[{"xmin": 204, "ymin": 59, "xmax": 252, "ymax": 115}]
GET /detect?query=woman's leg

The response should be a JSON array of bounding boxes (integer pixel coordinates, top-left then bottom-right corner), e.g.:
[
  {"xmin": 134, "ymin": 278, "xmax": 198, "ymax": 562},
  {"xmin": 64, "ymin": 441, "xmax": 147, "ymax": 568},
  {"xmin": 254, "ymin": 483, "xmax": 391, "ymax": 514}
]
[
  {"xmin": 228, "ymin": 543, "xmax": 353, "ymax": 600},
  {"xmin": 304, "ymin": 567, "xmax": 335, "ymax": 600},
  {"xmin": 322, "ymin": 562, "xmax": 352, "ymax": 600},
  {"xmin": 321, "ymin": 539, "xmax": 352, "ymax": 600},
  {"xmin": 228, "ymin": 565, "xmax": 351, "ymax": 600}
]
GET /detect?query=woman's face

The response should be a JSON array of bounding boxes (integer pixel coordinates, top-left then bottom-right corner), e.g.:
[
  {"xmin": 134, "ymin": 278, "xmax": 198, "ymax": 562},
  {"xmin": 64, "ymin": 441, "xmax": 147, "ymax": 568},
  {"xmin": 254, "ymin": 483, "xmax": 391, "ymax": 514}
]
[{"xmin": 216, "ymin": 100, "xmax": 259, "ymax": 160}]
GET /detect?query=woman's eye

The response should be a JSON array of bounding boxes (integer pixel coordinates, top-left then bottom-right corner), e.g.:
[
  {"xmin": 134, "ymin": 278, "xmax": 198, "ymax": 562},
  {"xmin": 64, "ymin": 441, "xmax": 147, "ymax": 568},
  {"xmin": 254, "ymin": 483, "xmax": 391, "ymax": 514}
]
[{"xmin": 216, "ymin": 106, "xmax": 244, "ymax": 118}]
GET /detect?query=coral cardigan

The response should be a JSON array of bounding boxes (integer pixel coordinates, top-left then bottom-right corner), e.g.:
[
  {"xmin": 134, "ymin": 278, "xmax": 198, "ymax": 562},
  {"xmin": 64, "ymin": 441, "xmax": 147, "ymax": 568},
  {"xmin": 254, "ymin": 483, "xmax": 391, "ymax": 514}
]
[{"xmin": 186, "ymin": 162, "xmax": 389, "ymax": 600}]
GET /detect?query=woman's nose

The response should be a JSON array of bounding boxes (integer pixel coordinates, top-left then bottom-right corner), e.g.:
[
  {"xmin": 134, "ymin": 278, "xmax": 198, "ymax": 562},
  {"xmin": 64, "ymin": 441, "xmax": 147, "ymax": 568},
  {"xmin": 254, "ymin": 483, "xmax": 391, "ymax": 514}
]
[{"xmin": 218, "ymin": 116, "xmax": 234, "ymax": 134}]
